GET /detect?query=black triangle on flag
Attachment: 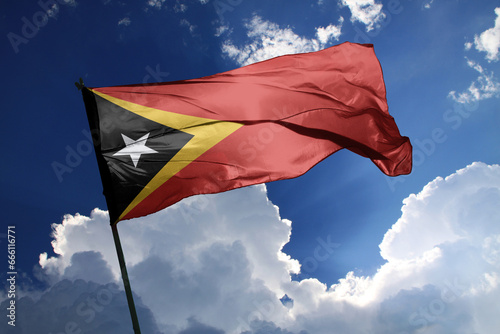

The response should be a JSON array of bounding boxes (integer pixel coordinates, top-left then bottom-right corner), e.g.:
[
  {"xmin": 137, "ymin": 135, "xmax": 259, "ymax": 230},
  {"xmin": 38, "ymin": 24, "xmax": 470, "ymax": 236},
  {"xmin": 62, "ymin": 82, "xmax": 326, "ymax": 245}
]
[{"xmin": 83, "ymin": 88, "xmax": 194, "ymax": 222}]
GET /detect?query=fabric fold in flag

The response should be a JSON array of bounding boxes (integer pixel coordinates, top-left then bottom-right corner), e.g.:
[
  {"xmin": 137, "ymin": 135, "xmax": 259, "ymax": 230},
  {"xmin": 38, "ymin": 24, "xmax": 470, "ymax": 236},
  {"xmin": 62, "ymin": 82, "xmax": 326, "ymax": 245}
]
[{"xmin": 81, "ymin": 42, "xmax": 412, "ymax": 224}]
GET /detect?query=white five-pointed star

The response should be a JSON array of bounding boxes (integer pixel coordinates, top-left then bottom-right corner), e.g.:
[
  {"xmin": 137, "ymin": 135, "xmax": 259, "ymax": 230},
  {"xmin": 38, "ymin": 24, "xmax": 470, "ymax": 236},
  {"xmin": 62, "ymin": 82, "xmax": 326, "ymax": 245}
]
[{"xmin": 113, "ymin": 133, "xmax": 158, "ymax": 168}]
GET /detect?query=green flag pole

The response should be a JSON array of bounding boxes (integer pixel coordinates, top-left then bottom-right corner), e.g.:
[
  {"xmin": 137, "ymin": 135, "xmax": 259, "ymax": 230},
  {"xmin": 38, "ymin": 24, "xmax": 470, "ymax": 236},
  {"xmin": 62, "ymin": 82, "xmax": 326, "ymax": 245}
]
[{"xmin": 111, "ymin": 224, "xmax": 142, "ymax": 334}]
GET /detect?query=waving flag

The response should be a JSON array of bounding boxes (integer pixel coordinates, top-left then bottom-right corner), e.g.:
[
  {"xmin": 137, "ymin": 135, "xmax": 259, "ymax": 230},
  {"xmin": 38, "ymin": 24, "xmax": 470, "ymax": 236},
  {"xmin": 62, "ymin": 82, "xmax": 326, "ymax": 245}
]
[{"xmin": 82, "ymin": 42, "xmax": 412, "ymax": 224}]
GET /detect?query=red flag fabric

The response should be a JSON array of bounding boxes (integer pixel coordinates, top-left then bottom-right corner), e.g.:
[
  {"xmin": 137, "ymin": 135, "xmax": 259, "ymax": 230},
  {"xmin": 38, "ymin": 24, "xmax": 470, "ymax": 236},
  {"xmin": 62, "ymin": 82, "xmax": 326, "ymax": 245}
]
[{"xmin": 82, "ymin": 42, "xmax": 412, "ymax": 224}]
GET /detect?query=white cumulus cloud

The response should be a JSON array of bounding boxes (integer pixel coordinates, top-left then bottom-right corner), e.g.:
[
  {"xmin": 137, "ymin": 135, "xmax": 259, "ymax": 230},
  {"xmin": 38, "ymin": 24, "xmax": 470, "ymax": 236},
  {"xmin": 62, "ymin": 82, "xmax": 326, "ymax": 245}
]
[
  {"xmin": 473, "ymin": 7, "xmax": 500, "ymax": 62},
  {"xmin": 280, "ymin": 162, "xmax": 500, "ymax": 333},
  {"xmin": 448, "ymin": 58, "xmax": 500, "ymax": 103},
  {"xmin": 2, "ymin": 163, "xmax": 500, "ymax": 333},
  {"xmin": 316, "ymin": 17, "xmax": 344, "ymax": 44},
  {"xmin": 36, "ymin": 185, "xmax": 298, "ymax": 333},
  {"xmin": 423, "ymin": 0, "xmax": 434, "ymax": 10},
  {"xmin": 340, "ymin": 0, "xmax": 386, "ymax": 32},
  {"xmin": 174, "ymin": 3, "xmax": 188, "ymax": 13},
  {"xmin": 222, "ymin": 15, "xmax": 343, "ymax": 66},
  {"xmin": 180, "ymin": 19, "xmax": 197, "ymax": 34},
  {"xmin": 147, "ymin": 0, "xmax": 166, "ymax": 10},
  {"xmin": 118, "ymin": 17, "xmax": 131, "ymax": 26},
  {"xmin": 1, "ymin": 279, "xmax": 161, "ymax": 334}
]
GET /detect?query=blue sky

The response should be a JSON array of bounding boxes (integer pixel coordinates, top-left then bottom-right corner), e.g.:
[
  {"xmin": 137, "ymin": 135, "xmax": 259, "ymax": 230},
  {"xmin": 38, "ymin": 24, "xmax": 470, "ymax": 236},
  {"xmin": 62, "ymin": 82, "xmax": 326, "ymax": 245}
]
[{"xmin": 1, "ymin": 0, "xmax": 500, "ymax": 333}]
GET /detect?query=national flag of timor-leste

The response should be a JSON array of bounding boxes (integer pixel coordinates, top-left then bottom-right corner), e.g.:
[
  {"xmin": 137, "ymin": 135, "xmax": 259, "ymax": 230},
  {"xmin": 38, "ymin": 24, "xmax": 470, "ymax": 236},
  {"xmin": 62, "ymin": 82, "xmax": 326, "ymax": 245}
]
[{"xmin": 82, "ymin": 42, "xmax": 412, "ymax": 224}]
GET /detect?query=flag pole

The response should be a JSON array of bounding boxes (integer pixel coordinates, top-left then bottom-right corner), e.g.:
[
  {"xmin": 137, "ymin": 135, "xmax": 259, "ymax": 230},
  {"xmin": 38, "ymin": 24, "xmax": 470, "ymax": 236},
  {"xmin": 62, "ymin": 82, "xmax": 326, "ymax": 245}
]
[
  {"xmin": 78, "ymin": 80, "xmax": 141, "ymax": 333},
  {"xmin": 111, "ymin": 223, "xmax": 142, "ymax": 334}
]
